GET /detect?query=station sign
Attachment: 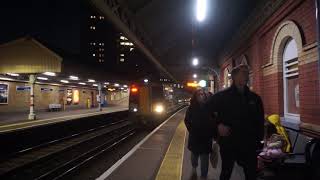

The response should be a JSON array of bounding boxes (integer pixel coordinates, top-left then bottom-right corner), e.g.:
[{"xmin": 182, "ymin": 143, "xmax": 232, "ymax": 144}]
[{"xmin": 16, "ymin": 85, "xmax": 31, "ymax": 91}]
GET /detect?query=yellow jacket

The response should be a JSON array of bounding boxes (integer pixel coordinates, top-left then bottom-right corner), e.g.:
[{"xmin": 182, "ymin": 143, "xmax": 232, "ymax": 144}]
[{"xmin": 267, "ymin": 114, "xmax": 291, "ymax": 153}]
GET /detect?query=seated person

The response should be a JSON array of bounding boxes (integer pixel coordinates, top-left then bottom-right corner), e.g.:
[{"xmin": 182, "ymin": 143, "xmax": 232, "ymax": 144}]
[{"xmin": 257, "ymin": 121, "xmax": 286, "ymax": 170}]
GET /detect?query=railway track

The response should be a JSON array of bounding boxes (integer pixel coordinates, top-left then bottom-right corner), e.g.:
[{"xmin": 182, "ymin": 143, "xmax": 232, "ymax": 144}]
[{"xmin": 0, "ymin": 117, "xmax": 136, "ymax": 180}]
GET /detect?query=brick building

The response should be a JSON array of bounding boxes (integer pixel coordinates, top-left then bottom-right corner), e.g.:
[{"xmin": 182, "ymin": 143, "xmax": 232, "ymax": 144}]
[{"xmin": 216, "ymin": 0, "xmax": 319, "ymax": 135}]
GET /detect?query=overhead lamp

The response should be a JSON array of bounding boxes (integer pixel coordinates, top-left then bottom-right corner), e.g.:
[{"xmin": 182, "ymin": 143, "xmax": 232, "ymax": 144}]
[
  {"xmin": 192, "ymin": 58, "xmax": 199, "ymax": 66},
  {"xmin": 37, "ymin": 77, "xmax": 48, "ymax": 80},
  {"xmin": 60, "ymin": 80, "xmax": 69, "ymax": 83},
  {"xmin": 104, "ymin": 82, "xmax": 110, "ymax": 85},
  {"xmin": 123, "ymin": 85, "xmax": 128, "ymax": 88},
  {"xmin": 93, "ymin": 84, "xmax": 98, "ymax": 87},
  {"xmin": 199, "ymin": 80, "xmax": 207, "ymax": 87},
  {"xmin": 0, "ymin": 77, "xmax": 13, "ymax": 81},
  {"xmin": 6, "ymin": 73, "xmax": 19, "ymax": 77},
  {"xmin": 193, "ymin": 74, "xmax": 197, "ymax": 78},
  {"xmin": 43, "ymin": 72, "xmax": 56, "ymax": 76},
  {"xmin": 88, "ymin": 79, "xmax": 95, "ymax": 82},
  {"xmin": 69, "ymin": 76, "xmax": 79, "ymax": 80},
  {"xmin": 196, "ymin": 0, "xmax": 207, "ymax": 22},
  {"xmin": 78, "ymin": 82, "xmax": 86, "ymax": 85},
  {"xmin": 144, "ymin": 79, "xmax": 149, "ymax": 83},
  {"xmin": 114, "ymin": 83, "xmax": 120, "ymax": 87}
]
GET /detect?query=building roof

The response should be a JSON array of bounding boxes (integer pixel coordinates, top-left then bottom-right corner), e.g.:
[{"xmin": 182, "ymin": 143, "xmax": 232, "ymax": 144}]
[{"xmin": 0, "ymin": 37, "xmax": 62, "ymax": 74}]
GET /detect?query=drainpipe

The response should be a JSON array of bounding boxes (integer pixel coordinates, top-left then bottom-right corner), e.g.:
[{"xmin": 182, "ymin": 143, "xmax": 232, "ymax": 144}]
[{"xmin": 316, "ymin": 0, "xmax": 320, "ymax": 103}]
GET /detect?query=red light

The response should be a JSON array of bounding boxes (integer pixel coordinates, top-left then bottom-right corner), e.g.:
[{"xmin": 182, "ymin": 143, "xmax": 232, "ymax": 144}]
[{"xmin": 131, "ymin": 88, "xmax": 138, "ymax": 93}]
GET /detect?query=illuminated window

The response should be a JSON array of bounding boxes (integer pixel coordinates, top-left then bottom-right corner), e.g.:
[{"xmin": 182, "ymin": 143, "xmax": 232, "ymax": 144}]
[
  {"xmin": 120, "ymin": 42, "xmax": 125, "ymax": 45},
  {"xmin": 120, "ymin": 54, "xmax": 124, "ymax": 57},
  {"xmin": 120, "ymin": 58, "xmax": 125, "ymax": 62},
  {"xmin": 283, "ymin": 38, "xmax": 299, "ymax": 120}
]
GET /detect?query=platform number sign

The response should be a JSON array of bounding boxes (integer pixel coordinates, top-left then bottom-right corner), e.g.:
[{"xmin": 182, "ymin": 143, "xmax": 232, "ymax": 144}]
[{"xmin": 0, "ymin": 83, "xmax": 9, "ymax": 104}]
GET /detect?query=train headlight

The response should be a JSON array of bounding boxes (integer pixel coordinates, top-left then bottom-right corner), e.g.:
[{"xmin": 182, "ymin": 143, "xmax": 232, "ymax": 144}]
[{"xmin": 154, "ymin": 104, "xmax": 164, "ymax": 113}]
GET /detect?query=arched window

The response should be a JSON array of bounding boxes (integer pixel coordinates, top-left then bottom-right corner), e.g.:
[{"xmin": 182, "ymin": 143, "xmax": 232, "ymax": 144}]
[
  {"xmin": 283, "ymin": 38, "xmax": 299, "ymax": 120},
  {"xmin": 223, "ymin": 68, "xmax": 231, "ymax": 89}
]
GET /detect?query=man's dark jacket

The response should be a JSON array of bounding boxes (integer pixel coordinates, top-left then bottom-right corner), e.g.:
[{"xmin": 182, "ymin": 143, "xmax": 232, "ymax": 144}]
[{"xmin": 206, "ymin": 85, "xmax": 265, "ymax": 149}]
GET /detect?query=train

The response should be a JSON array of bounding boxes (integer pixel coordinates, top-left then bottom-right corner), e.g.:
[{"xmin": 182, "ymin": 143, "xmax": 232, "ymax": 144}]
[{"xmin": 128, "ymin": 82, "xmax": 190, "ymax": 127}]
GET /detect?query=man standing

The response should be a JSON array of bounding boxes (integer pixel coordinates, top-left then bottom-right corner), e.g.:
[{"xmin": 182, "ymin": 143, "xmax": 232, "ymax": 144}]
[{"xmin": 206, "ymin": 65, "xmax": 265, "ymax": 180}]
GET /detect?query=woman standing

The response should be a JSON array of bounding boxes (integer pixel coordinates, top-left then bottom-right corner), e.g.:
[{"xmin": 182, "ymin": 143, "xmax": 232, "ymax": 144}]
[{"xmin": 184, "ymin": 89, "xmax": 216, "ymax": 179}]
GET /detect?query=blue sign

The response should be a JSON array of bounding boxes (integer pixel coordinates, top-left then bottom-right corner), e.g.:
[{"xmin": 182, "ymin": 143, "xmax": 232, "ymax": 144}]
[
  {"xmin": 41, "ymin": 87, "xmax": 53, "ymax": 92},
  {"xmin": 16, "ymin": 86, "xmax": 31, "ymax": 91}
]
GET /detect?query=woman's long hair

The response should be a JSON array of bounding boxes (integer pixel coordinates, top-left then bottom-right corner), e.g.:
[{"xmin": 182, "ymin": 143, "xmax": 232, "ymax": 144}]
[{"xmin": 189, "ymin": 89, "xmax": 208, "ymax": 108}]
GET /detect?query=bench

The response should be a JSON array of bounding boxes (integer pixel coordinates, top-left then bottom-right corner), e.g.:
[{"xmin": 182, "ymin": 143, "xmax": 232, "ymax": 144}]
[{"xmin": 48, "ymin": 104, "xmax": 62, "ymax": 111}]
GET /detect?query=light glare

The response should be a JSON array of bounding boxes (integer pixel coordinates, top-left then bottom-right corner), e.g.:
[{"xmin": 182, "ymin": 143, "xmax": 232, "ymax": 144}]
[{"xmin": 196, "ymin": 0, "xmax": 207, "ymax": 22}]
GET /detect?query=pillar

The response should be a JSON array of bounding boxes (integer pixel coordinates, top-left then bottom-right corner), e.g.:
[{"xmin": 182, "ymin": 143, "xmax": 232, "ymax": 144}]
[
  {"xmin": 28, "ymin": 74, "xmax": 36, "ymax": 120},
  {"xmin": 98, "ymin": 83, "xmax": 102, "ymax": 111}
]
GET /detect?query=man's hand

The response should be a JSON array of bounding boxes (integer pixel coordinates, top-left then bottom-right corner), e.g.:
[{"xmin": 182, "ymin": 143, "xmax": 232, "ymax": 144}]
[{"xmin": 218, "ymin": 124, "xmax": 231, "ymax": 137}]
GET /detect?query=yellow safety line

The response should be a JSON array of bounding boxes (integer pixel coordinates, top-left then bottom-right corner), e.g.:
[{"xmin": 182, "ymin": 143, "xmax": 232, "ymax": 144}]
[{"xmin": 155, "ymin": 120, "xmax": 187, "ymax": 180}]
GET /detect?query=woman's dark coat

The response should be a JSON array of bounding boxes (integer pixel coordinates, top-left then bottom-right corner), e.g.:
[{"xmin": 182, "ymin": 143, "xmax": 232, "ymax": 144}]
[{"xmin": 184, "ymin": 104, "xmax": 217, "ymax": 154}]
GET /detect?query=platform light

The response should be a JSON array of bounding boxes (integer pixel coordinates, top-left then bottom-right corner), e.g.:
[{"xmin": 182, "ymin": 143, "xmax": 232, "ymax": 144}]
[
  {"xmin": 69, "ymin": 76, "xmax": 79, "ymax": 80},
  {"xmin": 104, "ymin": 82, "xmax": 110, "ymax": 85},
  {"xmin": 120, "ymin": 87, "xmax": 124, "ymax": 90},
  {"xmin": 88, "ymin": 79, "xmax": 95, "ymax": 83},
  {"xmin": 196, "ymin": 0, "xmax": 207, "ymax": 22},
  {"xmin": 133, "ymin": 108, "xmax": 138, "ymax": 112},
  {"xmin": 0, "ymin": 77, "xmax": 13, "ymax": 81},
  {"xmin": 192, "ymin": 58, "xmax": 199, "ymax": 66},
  {"xmin": 123, "ymin": 85, "xmax": 128, "ymax": 88},
  {"xmin": 114, "ymin": 83, "xmax": 120, "ymax": 87},
  {"xmin": 37, "ymin": 77, "xmax": 48, "ymax": 80},
  {"xmin": 6, "ymin": 73, "xmax": 19, "ymax": 77},
  {"xmin": 199, "ymin": 80, "xmax": 207, "ymax": 87},
  {"xmin": 93, "ymin": 84, "xmax": 98, "ymax": 87},
  {"xmin": 144, "ymin": 79, "xmax": 149, "ymax": 83},
  {"xmin": 193, "ymin": 74, "xmax": 197, "ymax": 78},
  {"xmin": 60, "ymin": 80, "xmax": 69, "ymax": 83},
  {"xmin": 43, "ymin": 72, "xmax": 56, "ymax": 76}
]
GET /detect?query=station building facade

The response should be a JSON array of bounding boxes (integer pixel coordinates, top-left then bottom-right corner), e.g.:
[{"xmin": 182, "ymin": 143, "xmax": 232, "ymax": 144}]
[{"xmin": 216, "ymin": 0, "xmax": 320, "ymax": 135}]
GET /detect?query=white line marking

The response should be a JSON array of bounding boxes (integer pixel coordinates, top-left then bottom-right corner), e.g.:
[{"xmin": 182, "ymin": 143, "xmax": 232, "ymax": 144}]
[
  {"xmin": 0, "ymin": 107, "xmax": 128, "ymax": 133},
  {"xmin": 95, "ymin": 107, "xmax": 187, "ymax": 180}
]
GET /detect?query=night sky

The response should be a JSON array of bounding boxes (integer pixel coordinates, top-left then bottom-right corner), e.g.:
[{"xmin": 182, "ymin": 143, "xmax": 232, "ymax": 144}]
[{"xmin": 0, "ymin": 0, "xmax": 83, "ymax": 54}]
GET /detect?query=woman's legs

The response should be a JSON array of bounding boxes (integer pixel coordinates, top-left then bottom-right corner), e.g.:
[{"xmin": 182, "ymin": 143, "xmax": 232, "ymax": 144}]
[
  {"xmin": 191, "ymin": 152, "xmax": 199, "ymax": 168},
  {"xmin": 200, "ymin": 153, "xmax": 209, "ymax": 177}
]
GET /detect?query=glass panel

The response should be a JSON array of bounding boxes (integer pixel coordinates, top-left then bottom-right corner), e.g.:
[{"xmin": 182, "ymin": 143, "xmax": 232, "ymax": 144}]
[{"xmin": 286, "ymin": 76, "xmax": 299, "ymax": 114}]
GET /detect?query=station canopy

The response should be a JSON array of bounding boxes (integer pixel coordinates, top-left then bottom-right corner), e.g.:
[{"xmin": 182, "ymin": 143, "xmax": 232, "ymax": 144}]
[{"xmin": 0, "ymin": 37, "xmax": 62, "ymax": 74}]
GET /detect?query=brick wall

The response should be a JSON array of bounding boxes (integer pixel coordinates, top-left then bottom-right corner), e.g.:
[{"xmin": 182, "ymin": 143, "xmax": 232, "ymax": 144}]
[{"xmin": 216, "ymin": 0, "xmax": 319, "ymax": 127}]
